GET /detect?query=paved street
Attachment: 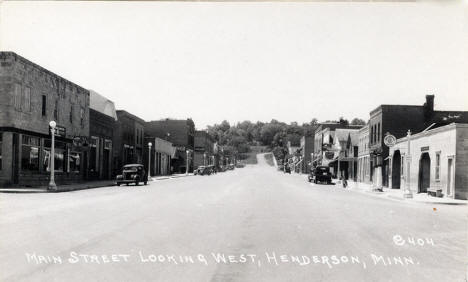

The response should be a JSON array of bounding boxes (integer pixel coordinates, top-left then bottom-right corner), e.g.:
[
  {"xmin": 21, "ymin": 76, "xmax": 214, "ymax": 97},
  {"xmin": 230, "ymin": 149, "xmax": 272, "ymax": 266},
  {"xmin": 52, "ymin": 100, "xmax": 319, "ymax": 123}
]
[{"xmin": 1, "ymin": 154, "xmax": 467, "ymax": 282}]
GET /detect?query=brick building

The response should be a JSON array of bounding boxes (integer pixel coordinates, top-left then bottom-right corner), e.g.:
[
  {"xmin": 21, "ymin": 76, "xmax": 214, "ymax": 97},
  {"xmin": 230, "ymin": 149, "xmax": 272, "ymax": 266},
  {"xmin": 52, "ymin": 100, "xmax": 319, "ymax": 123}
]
[
  {"xmin": 194, "ymin": 130, "xmax": 215, "ymax": 169},
  {"xmin": 113, "ymin": 110, "xmax": 145, "ymax": 175},
  {"xmin": 88, "ymin": 90, "xmax": 117, "ymax": 180},
  {"xmin": 144, "ymin": 119, "xmax": 195, "ymax": 173},
  {"xmin": 389, "ymin": 123, "xmax": 468, "ymax": 200},
  {"xmin": 368, "ymin": 95, "xmax": 468, "ymax": 190},
  {"xmin": 0, "ymin": 52, "xmax": 90, "ymax": 187}
]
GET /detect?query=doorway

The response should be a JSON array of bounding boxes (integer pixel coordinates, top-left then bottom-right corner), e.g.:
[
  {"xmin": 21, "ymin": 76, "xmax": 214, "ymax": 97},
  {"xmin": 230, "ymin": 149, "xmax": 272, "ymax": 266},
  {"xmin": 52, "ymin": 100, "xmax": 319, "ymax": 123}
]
[
  {"xmin": 418, "ymin": 152, "xmax": 431, "ymax": 193},
  {"xmin": 447, "ymin": 157, "xmax": 454, "ymax": 197},
  {"xmin": 392, "ymin": 151, "xmax": 401, "ymax": 189}
]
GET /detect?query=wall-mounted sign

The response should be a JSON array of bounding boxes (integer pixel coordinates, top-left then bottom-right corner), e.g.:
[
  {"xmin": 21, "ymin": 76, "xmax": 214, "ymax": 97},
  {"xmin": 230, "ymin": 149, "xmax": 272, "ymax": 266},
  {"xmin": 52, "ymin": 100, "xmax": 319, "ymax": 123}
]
[
  {"xmin": 384, "ymin": 134, "xmax": 397, "ymax": 147},
  {"xmin": 50, "ymin": 125, "xmax": 66, "ymax": 138},
  {"xmin": 421, "ymin": 146, "xmax": 429, "ymax": 152}
]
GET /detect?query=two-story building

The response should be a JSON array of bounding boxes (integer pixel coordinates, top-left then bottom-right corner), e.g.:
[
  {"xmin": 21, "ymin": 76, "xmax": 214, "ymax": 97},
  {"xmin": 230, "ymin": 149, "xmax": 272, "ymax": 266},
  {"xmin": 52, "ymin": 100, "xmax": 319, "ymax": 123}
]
[
  {"xmin": 357, "ymin": 125, "xmax": 371, "ymax": 184},
  {"xmin": 329, "ymin": 128, "xmax": 359, "ymax": 180},
  {"xmin": 194, "ymin": 130, "xmax": 215, "ymax": 169},
  {"xmin": 113, "ymin": 110, "xmax": 145, "ymax": 175},
  {"xmin": 313, "ymin": 122, "xmax": 362, "ymax": 168},
  {"xmin": 0, "ymin": 52, "xmax": 90, "ymax": 187},
  {"xmin": 368, "ymin": 95, "xmax": 468, "ymax": 190},
  {"xmin": 88, "ymin": 90, "xmax": 117, "ymax": 180},
  {"xmin": 300, "ymin": 135, "xmax": 315, "ymax": 173},
  {"xmin": 144, "ymin": 119, "xmax": 195, "ymax": 173}
]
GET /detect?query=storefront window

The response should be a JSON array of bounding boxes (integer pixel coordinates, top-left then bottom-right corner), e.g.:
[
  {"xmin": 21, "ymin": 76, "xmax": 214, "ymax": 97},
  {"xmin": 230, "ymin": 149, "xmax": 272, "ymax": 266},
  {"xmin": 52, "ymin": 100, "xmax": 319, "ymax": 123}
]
[
  {"xmin": 43, "ymin": 140, "xmax": 66, "ymax": 172},
  {"xmin": 89, "ymin": 137, "xmax": 98, "ymax": 172},
  {"xmin": 69, "ymin": 152, "xmax": 81, "ymax": 173},
  {"xmin": 21, "ymin": 135, "xmax": 40, "ymax": 171},
  {"xmin": 0, "ymin": 132, "xmax": 2, "ymax": 170}
]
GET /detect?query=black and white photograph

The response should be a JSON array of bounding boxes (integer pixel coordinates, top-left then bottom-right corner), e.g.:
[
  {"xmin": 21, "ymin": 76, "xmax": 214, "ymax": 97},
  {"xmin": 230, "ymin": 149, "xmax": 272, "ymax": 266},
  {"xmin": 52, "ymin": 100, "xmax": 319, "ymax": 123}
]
[{"xmin": 0, "ymin": 0, "xmax": 467, "ymax": 281}]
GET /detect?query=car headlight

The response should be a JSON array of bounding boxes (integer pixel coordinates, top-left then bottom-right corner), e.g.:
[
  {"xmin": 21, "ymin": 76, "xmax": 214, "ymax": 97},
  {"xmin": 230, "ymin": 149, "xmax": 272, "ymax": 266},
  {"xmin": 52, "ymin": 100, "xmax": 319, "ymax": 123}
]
[{"xmin": 116, "ymin": 175, "xmax": 123, "ymax": 180}]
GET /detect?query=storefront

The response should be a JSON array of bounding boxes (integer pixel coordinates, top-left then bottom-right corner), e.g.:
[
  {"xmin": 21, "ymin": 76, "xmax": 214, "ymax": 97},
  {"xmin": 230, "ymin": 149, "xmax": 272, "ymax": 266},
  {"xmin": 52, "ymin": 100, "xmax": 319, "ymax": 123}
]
[
  {"xmin": 145, "ymin": 137, "xmax": 175, "ymax": 176},
  {"xmin": 389, "ymin": 123, "xmax": 468, "ymax": 200},
  {"xmin": 0, "ymin": 130, "xmax": 87, "ymax": 187},
  {"xmin": 0, "ymin": 52, "xmax": 90, "ymax": 187}
]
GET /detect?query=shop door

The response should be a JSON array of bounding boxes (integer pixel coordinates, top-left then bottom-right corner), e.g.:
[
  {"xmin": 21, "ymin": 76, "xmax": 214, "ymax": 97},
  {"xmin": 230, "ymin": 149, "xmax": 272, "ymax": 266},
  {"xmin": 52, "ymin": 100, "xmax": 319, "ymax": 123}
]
[
  {"xmin": 12, "ymin": 133, "xmax": 19, "ymax": 184},
  {"xmin": 103, "ymin": 149, "xmax": 110, "ymax": 179},
  {"xmin": 447, "ymin": 158, "xmax": 453, "ymax": 197},
  {"xmin": 418, "ymin": 153, "xmax": 431, "ymax": 193},
  {"xmin": 392, "ymin": 151, "xmax": 401, "ymax": 189}
]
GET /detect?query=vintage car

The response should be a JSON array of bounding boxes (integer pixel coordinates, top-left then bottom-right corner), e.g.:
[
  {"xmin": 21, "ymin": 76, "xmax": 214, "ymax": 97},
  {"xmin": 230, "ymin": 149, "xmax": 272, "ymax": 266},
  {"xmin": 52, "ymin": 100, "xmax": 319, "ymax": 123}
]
[
  {"xmin": 228, "ymin": 164, "xmax": 235, "ymax": 170},
  {"xmin": 308, "ymin": 166, "xmax": 332, "ymax": 184},
  {"xmin": 194, "ymin": 165, "xmax": 212, "ymax": 176},
  {"xmin": 116, "ymin": 164, "xmax": 147, "ymax": 186}
]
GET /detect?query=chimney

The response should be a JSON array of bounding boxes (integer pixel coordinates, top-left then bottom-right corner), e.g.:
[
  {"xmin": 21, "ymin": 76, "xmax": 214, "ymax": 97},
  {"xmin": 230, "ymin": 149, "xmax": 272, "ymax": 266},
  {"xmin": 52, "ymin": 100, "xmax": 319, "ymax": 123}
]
[{"xmin": 424, "ymin": 95, "xmax": 435, "ymax": 120}]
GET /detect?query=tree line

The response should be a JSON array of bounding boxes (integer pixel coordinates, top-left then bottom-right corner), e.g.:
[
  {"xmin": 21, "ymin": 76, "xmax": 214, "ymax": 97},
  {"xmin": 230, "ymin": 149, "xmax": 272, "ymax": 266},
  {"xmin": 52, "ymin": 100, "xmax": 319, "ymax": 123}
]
[{"xmin": 206, "ymin": 117, "xmax": 366, "ymax": 161}]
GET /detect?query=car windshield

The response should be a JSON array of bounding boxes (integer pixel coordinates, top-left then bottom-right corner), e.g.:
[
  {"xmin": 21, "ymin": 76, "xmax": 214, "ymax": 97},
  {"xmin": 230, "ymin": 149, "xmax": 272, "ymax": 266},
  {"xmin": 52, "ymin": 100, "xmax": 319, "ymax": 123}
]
[{"xmin": 123, "ymin": 167, "xmax": 138, "ymax": 172}]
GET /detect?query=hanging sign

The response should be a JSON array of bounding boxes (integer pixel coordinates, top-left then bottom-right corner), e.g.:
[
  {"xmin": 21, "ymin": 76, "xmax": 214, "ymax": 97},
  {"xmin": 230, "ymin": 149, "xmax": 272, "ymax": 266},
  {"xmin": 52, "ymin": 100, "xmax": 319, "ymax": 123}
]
[{"xmin": 384, "ymin": 134, "xmax": 397, "ymax": 147}]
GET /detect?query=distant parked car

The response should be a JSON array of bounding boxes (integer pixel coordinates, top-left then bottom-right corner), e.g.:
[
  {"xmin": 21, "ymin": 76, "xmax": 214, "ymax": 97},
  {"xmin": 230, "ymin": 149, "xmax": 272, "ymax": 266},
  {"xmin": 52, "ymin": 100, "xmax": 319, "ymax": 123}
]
[
  {"xmin": 227, "ymin": 164, "xmax": 235, "ymax": 170},
  {"xmin": 308, "ymin": 166, "xmax": 332, "ymax": 184},
  {"xmin": 235, "ymin": 163, "xmax": 245, "ymax": 168},
  {"xmin": 194, "ymin": 166, "xmax": 212, "ymax": 175},
  {"xmin": 116, "ymin": 164, "xmax": 147, "ymax": 186}
]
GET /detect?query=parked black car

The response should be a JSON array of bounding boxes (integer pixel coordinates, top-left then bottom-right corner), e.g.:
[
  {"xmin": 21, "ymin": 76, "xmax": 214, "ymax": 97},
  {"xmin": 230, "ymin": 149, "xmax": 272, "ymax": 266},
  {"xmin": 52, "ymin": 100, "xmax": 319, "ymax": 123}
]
[
  {"xmin": 194, "ymin": 165, "xmax": 212, "ymax": 175},
  {"xmin": 116, "ymin": 164, "xmax": 147, "ymax": 186},
  {"xmin": 308, "ymin": 166, "xmax": 332, "ymax": 184}
]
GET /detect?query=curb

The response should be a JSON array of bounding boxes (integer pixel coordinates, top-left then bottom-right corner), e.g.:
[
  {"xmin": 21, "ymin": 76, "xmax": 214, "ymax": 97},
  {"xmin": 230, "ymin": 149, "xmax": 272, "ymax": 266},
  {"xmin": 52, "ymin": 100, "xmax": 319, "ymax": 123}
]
[{"xmin": 0, "ymin": 174, "xmax": 195, "ymax": 194}]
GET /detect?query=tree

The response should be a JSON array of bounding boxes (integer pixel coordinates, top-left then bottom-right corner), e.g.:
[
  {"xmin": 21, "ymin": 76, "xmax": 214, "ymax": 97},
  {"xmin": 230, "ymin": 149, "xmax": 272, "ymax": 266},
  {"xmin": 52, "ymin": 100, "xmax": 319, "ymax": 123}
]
[
  {"xmin": 339, "ymin": 117, "xmax": 349, "ymax": 126},
  {"xmin": 351, "ymin": 118, "xmax": 366, "ymax": 125}
]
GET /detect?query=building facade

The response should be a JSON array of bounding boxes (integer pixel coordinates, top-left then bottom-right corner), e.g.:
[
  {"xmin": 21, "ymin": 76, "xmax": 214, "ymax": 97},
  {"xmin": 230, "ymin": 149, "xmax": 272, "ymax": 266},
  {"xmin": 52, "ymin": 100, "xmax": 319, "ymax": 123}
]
[
  {"xmin": 389, "ymin": 123, "xmax": 468, "ymax": 200},
  {"xmin": 357, "ymin": 125, "xmax": 371, "ymax": 184},
  {"xmin": 113, "ymin": 110, "xmax": 145, "ymax": 175},
  {"xmin": 300, "ymin": 135, "xmax": 315, "ymax": 173},
  {"xmin": 144, "ymin": 137, "xmax": 175, "ymax": 176},
  {"xmin": 194, "ymin": 130, "xmax": 215, "ymax": 169},
  {"xmin": 330, "ymin": 128, "xmax": 359, "ymax": 180},
  {"xmin": 313, "ymin": 123, "xmax": 362, "ymax": 168},
  {"xmin": 88, "ymin": 90, "xmax": 117, "ymax": 180},
  {"xmin": 144, "ymin": 119, "xmax": 195, "ymax": 173},
  {"xmin": 0, "ymin": 52, "xmax": 90, "ymax": 187},
  {"xmin": 368, "ymin": 95, "xmax": 468, "ymax": 189}
]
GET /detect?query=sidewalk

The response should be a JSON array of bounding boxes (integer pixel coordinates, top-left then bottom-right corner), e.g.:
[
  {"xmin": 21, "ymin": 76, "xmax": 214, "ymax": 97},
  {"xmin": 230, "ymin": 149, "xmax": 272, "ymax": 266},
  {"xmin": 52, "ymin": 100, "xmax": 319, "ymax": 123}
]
[
  {"xmin": 288, "ymin": 172, "xmax": 467, "ymax": 205},
  {"xmin": 0, "ymin": 173, "xmax": 194, "ymax": 194},
  {"xmin": 345, "ymin": 180, "xmax": 467, "ymax": 205}
]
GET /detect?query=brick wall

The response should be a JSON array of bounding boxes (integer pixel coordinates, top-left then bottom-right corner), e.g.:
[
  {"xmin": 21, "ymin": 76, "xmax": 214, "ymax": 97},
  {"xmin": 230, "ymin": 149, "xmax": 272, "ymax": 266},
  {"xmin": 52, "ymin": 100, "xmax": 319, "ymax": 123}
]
[{"xmin": 0, "ymin": 52, "xmax": 90, "ymax": 138}]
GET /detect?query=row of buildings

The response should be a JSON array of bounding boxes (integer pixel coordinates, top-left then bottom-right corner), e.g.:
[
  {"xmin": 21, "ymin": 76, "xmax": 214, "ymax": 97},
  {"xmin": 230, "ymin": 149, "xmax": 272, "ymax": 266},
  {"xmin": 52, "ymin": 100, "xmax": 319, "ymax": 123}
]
[
  {"xmin": 0, "ymin": 52, "xmax": 228, "ymax": 187},
  {"xmin": 294, "ymin": 95, "xmax": 468, "ymax": 200}
]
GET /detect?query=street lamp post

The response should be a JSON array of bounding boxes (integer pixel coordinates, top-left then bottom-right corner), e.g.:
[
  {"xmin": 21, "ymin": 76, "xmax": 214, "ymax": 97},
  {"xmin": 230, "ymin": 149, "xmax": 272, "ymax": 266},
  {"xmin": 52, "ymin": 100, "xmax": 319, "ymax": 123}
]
[
  {"xmin": 203, "ymin": 152, "xmax": 207, "ymax": 166},
  {"xmin": 148, "ymin": 142, "xmax": 152, "ymax": 181},
  {"xmin": 404, "ymin": 130, "xmax": 413, "ymax": 198},
  {"xmin": 48, "ymin": 121, "xmax": 57, "ymax": 191},
  {"xmin": 186, "ymin": 149, "xmax": 190, "ymax": 175}
]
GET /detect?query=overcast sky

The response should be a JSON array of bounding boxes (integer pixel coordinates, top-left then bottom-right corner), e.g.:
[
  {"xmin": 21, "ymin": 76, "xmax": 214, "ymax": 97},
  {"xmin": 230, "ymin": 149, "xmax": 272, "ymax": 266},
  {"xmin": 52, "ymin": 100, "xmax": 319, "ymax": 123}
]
[{"xmin": 1, "ymin": 1, "xmax": 467, "ymax": 129}]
